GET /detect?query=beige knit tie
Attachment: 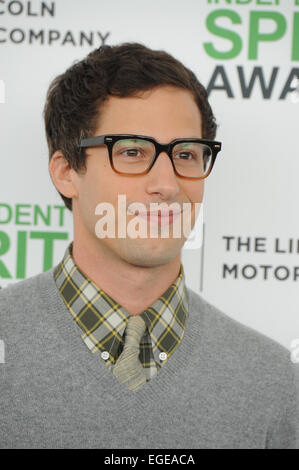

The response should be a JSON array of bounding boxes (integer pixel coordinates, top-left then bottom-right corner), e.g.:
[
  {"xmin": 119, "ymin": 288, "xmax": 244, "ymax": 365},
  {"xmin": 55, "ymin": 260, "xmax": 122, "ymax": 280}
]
[{"xmin": 113, "ymin": 315, "xmax": 147, "ymax": 391}]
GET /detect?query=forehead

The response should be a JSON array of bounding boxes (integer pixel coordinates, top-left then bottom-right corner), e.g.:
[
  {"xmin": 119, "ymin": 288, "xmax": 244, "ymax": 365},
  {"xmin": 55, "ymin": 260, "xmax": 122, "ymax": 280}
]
[{"xmin": 95, "ymin": 85, "xmax": 202, "ymax": 139}]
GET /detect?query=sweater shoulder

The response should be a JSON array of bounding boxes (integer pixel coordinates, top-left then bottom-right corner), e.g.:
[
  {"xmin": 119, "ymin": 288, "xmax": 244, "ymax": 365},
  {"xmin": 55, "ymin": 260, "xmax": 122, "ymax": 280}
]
[
  {"xmin": 0, "ymin": 269, "xmax": 56, "ymax": 316},
  {"xmin": 186, "ymin": 286, "xmax": 293, "ymax": 373}
]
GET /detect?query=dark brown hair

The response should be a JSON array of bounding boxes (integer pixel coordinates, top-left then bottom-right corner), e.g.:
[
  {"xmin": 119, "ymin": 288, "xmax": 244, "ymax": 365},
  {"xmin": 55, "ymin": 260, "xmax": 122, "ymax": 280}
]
[{"xmin": 43, "ymin": 42, "xmax": 217, "ymax": 211}]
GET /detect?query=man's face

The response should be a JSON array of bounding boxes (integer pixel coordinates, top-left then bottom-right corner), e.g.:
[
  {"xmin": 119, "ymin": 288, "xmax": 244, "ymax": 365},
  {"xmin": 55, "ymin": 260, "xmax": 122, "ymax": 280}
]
[{"xmin": 71, "ymin": 85, "xmax": 204, "ymax": 267}]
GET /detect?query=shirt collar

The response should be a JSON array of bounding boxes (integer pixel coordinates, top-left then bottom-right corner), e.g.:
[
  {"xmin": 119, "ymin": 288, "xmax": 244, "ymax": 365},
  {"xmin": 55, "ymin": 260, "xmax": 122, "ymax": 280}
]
[{"xmin": 54, "ymin": 241, "xmax": 189, "ymax": 367}]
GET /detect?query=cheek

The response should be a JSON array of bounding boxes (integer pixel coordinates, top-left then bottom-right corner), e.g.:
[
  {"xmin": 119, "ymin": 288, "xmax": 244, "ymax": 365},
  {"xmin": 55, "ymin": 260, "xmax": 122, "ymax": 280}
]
[
  {"xmin": 183, "ymin": 181, "xmax": 204, "ymax": 204},
  {"xmin": 86, "ymin": 163, "xmax": 110, "ymax": 200},
  {"xmin": 86, "ymin": 173, "xmax": 127, "ymax": 218}
]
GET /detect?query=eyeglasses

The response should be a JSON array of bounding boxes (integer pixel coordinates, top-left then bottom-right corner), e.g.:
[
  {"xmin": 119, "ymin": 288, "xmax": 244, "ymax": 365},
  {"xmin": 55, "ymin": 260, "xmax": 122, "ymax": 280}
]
[{"xmin": 79, "ymin": 134, "xmax": 222, "ymax": 180}]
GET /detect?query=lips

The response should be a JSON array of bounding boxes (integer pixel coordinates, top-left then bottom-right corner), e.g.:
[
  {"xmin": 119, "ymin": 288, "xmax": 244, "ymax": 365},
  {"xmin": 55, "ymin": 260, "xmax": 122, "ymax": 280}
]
[
  {"xmin": 135, "ymin": 210, "xmax": 182, "ymax": 226},
  {"xmin": 139, "ymin": 210, "xmax": 182, "ymax": 217}
]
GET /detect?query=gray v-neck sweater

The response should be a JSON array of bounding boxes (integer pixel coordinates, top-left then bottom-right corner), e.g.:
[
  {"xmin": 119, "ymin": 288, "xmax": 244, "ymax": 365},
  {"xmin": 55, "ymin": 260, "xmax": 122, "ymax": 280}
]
[{"xmin": 0, "ymin": 268, "xmax": 298, "ymax": 449}]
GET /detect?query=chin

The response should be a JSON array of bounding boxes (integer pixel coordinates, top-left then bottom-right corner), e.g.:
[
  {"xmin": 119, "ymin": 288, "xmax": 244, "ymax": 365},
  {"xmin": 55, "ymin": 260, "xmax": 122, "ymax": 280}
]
[
  {"xmin": 120, "ymin": 238, "xmax": 183, "ymax": 268},
  {"xmin": 126, "ymin": 254, "xmax": 175, "ymax": 268}
]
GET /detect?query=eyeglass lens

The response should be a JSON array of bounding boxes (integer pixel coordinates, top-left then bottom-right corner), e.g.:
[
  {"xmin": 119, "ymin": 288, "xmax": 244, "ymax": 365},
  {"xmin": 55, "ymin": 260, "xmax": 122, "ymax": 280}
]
[{"xmin": 112, "ymin": 138, "xmax": 212, "ymax": 177}]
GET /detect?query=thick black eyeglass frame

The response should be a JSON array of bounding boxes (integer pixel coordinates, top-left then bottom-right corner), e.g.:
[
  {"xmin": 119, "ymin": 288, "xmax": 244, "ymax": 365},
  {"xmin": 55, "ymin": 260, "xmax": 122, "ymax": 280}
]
[{"xmin": 79, "ymin": 134, "xmax": 222, "ymax": 180}]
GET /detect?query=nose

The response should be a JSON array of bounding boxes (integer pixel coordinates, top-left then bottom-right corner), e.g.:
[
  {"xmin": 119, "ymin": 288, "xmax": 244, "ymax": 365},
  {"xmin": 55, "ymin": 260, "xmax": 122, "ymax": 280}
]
[{"xmin": 145, "ymin": 151, "xmax": 180, "ymax": 200}]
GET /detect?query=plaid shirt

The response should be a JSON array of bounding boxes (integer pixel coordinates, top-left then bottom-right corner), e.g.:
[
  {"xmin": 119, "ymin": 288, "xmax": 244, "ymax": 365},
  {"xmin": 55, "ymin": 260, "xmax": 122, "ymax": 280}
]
[{"xmin": 54, "ymin": 242, "xmax": 189, "ymax": 382}]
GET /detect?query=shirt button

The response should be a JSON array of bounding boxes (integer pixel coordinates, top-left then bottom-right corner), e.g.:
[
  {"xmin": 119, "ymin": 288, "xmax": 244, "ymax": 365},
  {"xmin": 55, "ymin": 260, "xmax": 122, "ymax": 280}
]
[
  {"xmin": 101, "ymin": 351, "xmax": 109, "ymax": 360},
  {"xmin": 159, "ymin": 352, "xmax": 168, "ymax": 361}
]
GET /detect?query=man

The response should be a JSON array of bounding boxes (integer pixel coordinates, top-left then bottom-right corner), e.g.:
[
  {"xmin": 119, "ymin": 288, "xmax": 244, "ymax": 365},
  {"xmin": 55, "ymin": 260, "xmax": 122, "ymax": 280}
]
[{"xmin": 0, "ymin": 42, "xmax": 298, "ymax": 449}]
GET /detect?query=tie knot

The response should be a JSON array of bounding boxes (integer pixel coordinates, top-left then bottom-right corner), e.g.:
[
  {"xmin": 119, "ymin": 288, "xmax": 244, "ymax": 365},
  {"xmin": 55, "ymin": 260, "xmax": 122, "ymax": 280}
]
[{"xmin": 123, "ymin": 315, "xmax": 146, "ymax": 350}]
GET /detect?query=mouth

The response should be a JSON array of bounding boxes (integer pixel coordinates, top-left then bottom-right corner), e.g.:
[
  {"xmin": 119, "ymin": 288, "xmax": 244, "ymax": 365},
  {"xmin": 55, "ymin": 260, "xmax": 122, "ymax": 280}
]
[{"xmin": 133, "ymin": 209, "xmax": 183, "ymax": 226}]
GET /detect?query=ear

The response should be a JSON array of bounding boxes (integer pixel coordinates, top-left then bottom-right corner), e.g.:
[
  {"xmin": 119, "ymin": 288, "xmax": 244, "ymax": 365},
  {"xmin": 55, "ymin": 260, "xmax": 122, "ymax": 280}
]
[{"xmin": 48, "ymin": 151, "xmax": 79, "ymax": 199}]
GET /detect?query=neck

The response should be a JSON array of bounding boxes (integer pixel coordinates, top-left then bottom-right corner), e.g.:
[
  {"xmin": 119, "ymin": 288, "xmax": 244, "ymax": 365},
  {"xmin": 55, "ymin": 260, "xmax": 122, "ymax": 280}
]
[{"xmin": 72, "ymin": 235, "xmax": 182, "ymax": 316}]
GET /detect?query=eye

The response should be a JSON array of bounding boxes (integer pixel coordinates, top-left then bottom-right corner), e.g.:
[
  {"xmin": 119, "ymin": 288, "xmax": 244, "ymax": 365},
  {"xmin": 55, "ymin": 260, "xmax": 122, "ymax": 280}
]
[
  {"xmin": 122, "ymin": 148, "xmax": 142, "ymax": 157},
  {"xmin": 173, "ymin": 151, "xmax": 195, "ymax": 160}
]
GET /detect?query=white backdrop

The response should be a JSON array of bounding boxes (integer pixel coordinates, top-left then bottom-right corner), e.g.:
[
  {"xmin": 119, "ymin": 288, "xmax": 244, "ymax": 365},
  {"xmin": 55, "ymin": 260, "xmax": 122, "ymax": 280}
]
[{"xmin": 1, "ymin": 0, "xmax": 299, "ymax": 352}]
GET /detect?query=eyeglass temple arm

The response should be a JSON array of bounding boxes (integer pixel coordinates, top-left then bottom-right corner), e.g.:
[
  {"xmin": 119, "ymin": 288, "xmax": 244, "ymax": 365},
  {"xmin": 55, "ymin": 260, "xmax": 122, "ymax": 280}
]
[{"xmin": 80, "ymin": 136, "xmax": 106, "ymax": 147}]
